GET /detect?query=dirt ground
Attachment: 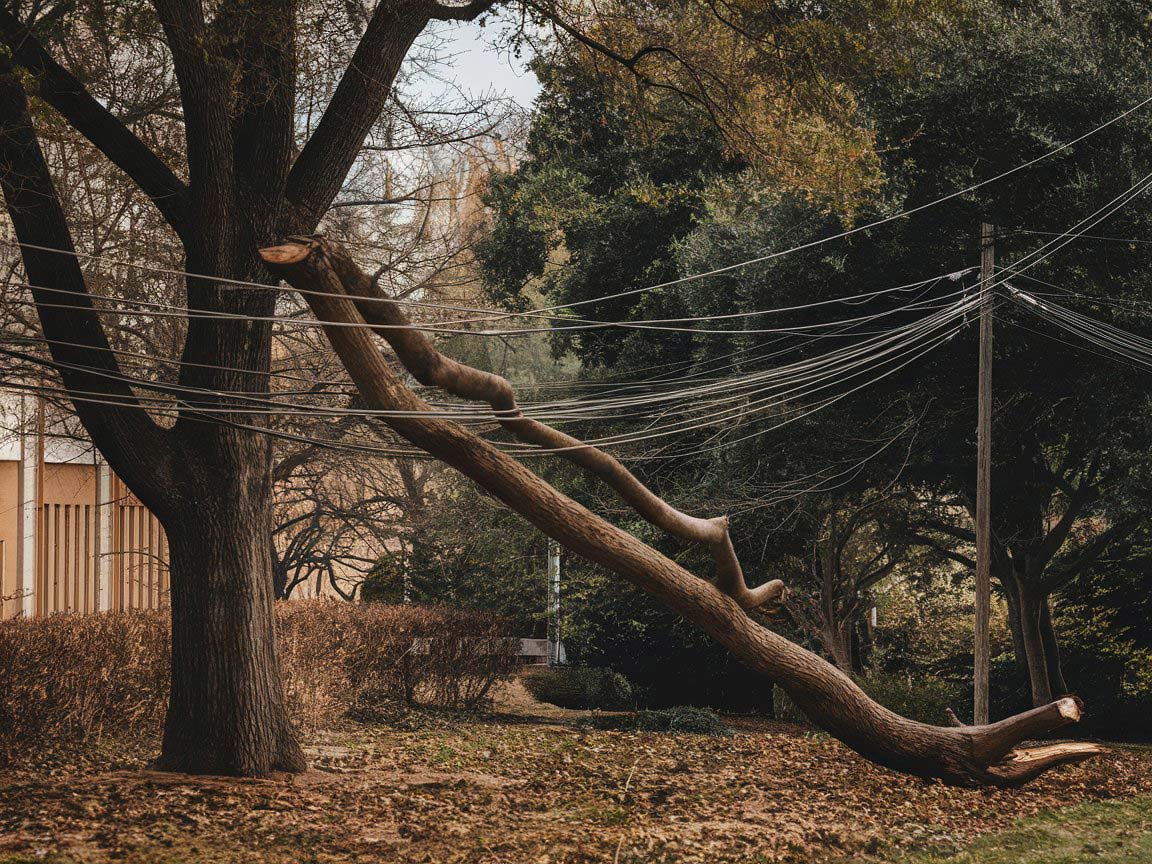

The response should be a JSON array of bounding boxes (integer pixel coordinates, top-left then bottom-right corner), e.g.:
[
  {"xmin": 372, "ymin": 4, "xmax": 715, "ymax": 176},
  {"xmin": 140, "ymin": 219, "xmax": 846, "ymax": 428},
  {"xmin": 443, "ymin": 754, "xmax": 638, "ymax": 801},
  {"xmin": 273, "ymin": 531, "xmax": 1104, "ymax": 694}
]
[{"xmin": 2, "ymin": 681, "xmax": 1150, "ymax": 864}]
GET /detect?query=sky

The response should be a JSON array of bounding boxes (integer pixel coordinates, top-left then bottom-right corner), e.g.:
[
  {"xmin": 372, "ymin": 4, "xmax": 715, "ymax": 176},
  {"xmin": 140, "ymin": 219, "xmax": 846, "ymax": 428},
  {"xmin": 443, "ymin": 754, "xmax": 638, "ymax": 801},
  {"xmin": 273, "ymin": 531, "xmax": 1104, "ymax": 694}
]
[{"xmin": 421, "ymin": 18, "xmax": 542, "ymax": 112}]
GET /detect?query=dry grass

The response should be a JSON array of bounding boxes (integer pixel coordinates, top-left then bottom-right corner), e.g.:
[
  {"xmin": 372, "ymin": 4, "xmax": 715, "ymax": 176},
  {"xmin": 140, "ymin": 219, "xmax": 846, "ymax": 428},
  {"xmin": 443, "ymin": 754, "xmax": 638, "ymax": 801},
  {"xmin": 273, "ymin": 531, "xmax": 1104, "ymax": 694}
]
[{"xmin": 0, "ymin": 601, "xmax": 514, "ymax": 764}]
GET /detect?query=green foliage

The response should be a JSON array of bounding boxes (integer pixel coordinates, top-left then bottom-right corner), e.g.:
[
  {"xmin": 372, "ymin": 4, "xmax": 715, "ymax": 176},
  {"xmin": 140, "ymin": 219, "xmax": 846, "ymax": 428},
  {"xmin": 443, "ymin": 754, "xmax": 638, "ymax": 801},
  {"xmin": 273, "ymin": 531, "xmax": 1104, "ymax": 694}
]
[
  {"xmin": 583, "ymin": 706, "xmax": 730, "ymax": 735},
  {"xmin": 777, "ymin": 671, "xmax": 963, "ymax": 727},
  {"xmin": 521, "ymin": 665, "xmax": 635, "ymax": 711},
  {"xmin": 859, "ymin": 670, "xmax": 965, "ymax": 726},
  {"xmin": 477, "ymin": 0, "xmax": 1152, "ymax": 731},
  {"xmin": 560, "ymin": 544, "xmax": 776, "ymax": 710},
  {"xmin": 359, "ymin": 479, "xmax": 549, "ymax": 635},
  {"xmin": 1049, "ymin": 540, "xmax": 1152, "ymax": 739}
]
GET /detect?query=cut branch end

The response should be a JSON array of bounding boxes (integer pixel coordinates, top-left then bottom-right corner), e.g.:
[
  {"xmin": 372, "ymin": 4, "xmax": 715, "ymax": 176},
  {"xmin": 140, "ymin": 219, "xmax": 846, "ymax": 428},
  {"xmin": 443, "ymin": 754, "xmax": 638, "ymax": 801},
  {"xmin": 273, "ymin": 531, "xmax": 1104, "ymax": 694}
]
[{"xmin": 260, "ymin": 242, "xmax": 314, "ymax": 266}]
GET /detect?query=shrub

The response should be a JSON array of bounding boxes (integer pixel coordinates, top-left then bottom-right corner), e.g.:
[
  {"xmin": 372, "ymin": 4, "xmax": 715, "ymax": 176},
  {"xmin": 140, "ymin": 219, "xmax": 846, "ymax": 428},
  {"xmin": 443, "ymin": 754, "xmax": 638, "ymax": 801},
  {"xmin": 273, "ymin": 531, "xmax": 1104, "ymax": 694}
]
[
  {"xmin": 857, "ymin": 670, "xmax": 963, "ymax": 725},
  {"xmin": 774, "ymin": 670, "xmax": 963, "ymax": 727},
  {"xmin": 277, "ymin": 600, "xmax": 516, "ymax": 725},
  {"xmin": 0, "ymin": 601, "xmax": 515, "ymax": 764},
  {"xmin": 0, "ymin": 611, "xmax": 169, "ymax": 763},
  {"xmin": 585, "ymin": 706, "xmax": 729, "ymax": 734},
  {"xmin": 521, "ymin": 665, "xmax": 634, "ymax": 710}
]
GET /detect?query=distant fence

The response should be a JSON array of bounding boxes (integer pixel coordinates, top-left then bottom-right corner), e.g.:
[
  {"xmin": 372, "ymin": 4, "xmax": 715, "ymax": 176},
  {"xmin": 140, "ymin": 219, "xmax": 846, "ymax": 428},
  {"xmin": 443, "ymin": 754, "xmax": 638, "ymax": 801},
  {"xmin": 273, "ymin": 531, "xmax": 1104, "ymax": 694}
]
[
  {"xmin": 110, "ymin": 492, "xmax": 168, "ymax": 612},
  {"xmin": 26, "ymin": 477, "xmax": 168, "ymax": 617},
  {"xmin": 411, "ymin": 637, "xmax": 564, "ymax": 665}
]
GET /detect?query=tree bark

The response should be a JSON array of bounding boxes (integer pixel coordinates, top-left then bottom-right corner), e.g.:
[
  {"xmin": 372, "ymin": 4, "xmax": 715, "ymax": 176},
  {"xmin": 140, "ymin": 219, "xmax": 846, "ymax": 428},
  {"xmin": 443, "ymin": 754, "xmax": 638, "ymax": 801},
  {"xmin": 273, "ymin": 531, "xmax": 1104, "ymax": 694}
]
[
  {"xmin": 1002, "ymin": 577, "xmax": 1029, "ymax": 678},
  {"xmin": 1018, "ymin": 587, "xmax": 1054, "ymax": 707},
  {"xmin": 0, "ymin": 0, "xmax": 466, "ymax": 778},
  {"xmin": 0, "ymin": 49, "xmax": 307, "ymax": 776},
  {"xmin": 822, "ymin": 623, "xmax": 853, "ymax": 672},
  {"xmin": 261, "ymin": 238, "xmax": 1103, "ymax": 787},
  {"xmin": 1040, "ymin": 599, "xmax": 1069, "ymax": 697},
  {"xmin": 159, "ymin": 483, "xmax": 306, "ymax": 775}
]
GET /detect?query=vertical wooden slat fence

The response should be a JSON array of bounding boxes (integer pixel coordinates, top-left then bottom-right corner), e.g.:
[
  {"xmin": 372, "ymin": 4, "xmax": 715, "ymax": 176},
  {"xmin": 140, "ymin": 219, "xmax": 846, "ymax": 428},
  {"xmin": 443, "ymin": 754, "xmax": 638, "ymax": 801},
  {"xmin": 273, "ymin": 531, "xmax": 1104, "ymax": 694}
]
[
  {"xmin": 110, "ymin": 476, "xmax": 166, "ymax": 612},
  {"xmin": 29, "ymin": 477, "xmax": 168, "ymax": 615}
]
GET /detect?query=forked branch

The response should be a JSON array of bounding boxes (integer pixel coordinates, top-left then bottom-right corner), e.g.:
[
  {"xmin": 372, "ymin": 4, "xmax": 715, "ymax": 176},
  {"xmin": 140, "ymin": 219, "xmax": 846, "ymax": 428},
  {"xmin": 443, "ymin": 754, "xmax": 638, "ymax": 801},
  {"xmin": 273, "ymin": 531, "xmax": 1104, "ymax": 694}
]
[
  {"xmin": 310, "ymin": 238, "xmax": 783, "ymax": 610},
  {"xmin": 260, "ymin": 237, "xmax": 1102, "ymax": 787}
]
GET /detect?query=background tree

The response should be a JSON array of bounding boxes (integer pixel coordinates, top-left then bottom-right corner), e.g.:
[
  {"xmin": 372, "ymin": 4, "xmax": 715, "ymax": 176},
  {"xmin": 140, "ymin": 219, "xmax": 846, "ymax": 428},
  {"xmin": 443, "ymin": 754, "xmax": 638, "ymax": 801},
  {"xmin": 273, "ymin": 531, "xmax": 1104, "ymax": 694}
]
[
  {"xmin": 779, "ymin": 492, "xmax": 908, "ymax": 672},
  {"xmin": 0, "ymin": 0, "xmax": 520, "ymax": 775},
  {"xmin": 479, "ymin": 0, "xmax": 1152, "ymax": 720}
]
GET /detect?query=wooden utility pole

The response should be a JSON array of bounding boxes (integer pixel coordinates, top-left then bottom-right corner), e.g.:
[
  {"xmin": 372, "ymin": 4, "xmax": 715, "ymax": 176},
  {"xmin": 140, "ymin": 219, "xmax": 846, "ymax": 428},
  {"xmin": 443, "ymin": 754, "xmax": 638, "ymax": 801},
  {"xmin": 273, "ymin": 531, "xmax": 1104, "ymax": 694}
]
[{"xmin": 974, "ymin": 222, "xmax": 995, "ymax": 726}]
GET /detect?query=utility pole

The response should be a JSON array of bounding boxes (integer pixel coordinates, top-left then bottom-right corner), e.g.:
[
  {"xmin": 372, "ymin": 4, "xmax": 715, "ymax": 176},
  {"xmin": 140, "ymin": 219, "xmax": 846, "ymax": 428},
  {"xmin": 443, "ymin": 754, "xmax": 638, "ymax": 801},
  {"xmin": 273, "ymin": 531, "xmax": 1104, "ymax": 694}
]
[
  {"xmin": 974, "ymin": 222, "xmax": 995, "ymax": 726},
  {"xmin": 546, "ymin": 540, "xmax": 564, "ymax": 665}
]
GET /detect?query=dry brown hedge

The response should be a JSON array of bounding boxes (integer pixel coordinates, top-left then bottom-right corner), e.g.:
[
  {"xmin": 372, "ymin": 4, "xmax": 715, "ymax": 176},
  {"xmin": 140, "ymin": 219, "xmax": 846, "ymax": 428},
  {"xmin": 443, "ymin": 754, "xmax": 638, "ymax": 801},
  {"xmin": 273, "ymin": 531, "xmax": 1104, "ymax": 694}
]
[{"xmin": 0, "ymin": 600, "xmax": 515, "ymax": 763}]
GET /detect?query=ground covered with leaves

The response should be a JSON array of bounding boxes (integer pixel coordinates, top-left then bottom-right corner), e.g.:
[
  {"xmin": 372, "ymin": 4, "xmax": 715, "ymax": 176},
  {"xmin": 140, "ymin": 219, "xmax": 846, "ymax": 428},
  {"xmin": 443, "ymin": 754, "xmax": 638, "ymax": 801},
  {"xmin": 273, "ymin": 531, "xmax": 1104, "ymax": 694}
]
[{"xmin": 3, "ymin": 687, "xmax": 1151, "ymax": 864}]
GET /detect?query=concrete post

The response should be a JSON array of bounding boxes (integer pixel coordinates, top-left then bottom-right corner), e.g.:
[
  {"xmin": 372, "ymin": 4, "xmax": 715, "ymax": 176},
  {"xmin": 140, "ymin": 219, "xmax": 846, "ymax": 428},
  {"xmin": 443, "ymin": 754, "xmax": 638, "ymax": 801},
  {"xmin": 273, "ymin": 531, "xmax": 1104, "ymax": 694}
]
[
  {"xmin": 17, "ymin": 394, "xmax": 39, "ymax": 617},
  {"xmin": 547, "ymin": 540, "xmax": 564, "ymax": 665},
  {"xmin": 95, "ymin": 456, "xmax": 113, "ymax": 612}
]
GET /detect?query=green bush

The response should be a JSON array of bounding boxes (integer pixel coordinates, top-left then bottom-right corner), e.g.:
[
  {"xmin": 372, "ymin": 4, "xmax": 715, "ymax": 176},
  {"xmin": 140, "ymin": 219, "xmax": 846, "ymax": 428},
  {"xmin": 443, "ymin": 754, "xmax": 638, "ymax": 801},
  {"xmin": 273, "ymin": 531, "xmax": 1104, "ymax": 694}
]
[
  {"xmin": 858, "ymin": 670, "xmax": 963, "ymax": 725},
  {"xmin": 521, "ymin": 666, "xmax": 634, "ymax": 710},
  {"xmin": 585, "ymin": 705, "xmax": 729, "ymax": 734},
  {"xmin": 774, "ymin": 671, "xmax": 963, "ymax": 727}
]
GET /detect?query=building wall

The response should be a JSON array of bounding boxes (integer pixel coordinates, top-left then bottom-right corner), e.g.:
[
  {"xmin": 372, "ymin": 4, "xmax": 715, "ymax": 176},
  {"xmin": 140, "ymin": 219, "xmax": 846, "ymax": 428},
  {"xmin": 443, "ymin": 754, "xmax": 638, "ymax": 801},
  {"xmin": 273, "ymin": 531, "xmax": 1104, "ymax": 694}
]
[
  {"xmin": 0, "ymin": 460, "xmax": 18, "ymax": 617},
  {"xmin": 0, "ymin": 458, "xmax": 167, "ymax": 618}
]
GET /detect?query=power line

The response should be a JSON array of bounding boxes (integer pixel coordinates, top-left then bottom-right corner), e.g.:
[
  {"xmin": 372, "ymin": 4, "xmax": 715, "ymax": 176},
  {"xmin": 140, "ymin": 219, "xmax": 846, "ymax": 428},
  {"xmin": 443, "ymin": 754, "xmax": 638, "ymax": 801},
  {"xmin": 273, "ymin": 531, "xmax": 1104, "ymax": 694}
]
[
  {"xmin": 1, "ymin": 93, "xmax": 1148, "ymax": 326},
  {"xmin": 1, "ymin": 258, "xmax": 973, "ymax": 336},
  {"xmin": 1003, "ymin": 228, "xmax": 1152, "ymax": 246}
]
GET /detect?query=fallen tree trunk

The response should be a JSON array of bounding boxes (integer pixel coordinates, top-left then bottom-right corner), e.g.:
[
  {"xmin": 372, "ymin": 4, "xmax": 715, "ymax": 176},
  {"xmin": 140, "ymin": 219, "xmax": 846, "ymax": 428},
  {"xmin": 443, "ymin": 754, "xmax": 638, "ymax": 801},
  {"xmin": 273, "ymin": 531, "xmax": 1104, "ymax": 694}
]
[{"xmin": 261, "ymin": 237, "xmax": 1102, "ymax": 787}]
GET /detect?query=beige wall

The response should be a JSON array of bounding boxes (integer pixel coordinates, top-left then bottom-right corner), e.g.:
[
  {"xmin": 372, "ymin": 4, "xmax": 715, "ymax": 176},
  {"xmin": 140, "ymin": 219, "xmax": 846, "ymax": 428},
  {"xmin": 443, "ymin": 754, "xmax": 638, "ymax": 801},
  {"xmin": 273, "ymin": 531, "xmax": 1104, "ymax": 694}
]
[
  {"xmin": 0, "ymin": 458, "xmax": 167, "ymax": 618},
  {"xmin": 0, "ymin": 460, "xmax": 18, "ymax": 617}
]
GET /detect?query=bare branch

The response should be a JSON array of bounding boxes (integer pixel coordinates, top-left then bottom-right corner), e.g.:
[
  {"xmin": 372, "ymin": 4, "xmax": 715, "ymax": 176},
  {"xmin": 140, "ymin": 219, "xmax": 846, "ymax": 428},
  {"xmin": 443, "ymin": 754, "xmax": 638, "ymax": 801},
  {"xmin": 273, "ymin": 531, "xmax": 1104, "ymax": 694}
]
[
  {"xmin": 0, "ymin": 62, "xmax": 174, "ymax": 509},
  {"xmin": 308, "ymin": 238, "xmax": 783, "ymax": 610},
  {"xmin": 285, "ymin": 1, "xmax": 440, "ymax": 229},
  {"xmin": 0, "ymin": 8, "xmax": 189, "ymax": 231}
]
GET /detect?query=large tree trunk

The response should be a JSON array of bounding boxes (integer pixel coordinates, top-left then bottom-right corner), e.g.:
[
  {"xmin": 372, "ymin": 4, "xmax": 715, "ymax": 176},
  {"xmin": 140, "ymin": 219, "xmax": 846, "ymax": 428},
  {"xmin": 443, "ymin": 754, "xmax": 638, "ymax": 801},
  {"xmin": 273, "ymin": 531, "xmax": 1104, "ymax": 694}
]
[
  {"xmin": 158, "ymin": 474, "xmax": 305, "ymax": 774},
  {"xmin": 1018, "ymin": 587, "xmax": 1054, "ymax": 707},
  {"xmin": 0, "ymin": 56, "xmax": 307, "ymax": 776},
  {"xmin": 821, "ymin": 623, "xmax": 854, "ymax": 672},
  {"xmin": 262, "ymin": 238, "xmax": 1103, "ymax": 787},
  {"xmin": 1003, "ymin": 578, "xmax": 1030, "ymax": 678}
]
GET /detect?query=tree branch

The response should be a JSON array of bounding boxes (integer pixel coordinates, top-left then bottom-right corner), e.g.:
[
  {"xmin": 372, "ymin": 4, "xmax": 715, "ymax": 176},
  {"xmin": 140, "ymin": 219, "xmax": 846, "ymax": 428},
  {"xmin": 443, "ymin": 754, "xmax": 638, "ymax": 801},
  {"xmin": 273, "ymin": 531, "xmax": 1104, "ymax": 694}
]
[
  {"xmin": 1037, "ymin": 479, "xmax": 1096, "ymax": 566},
  {"xmin": 908, "ymin": 532, "xmax": 976, "ymax": 569},
  {"xmin": 0, "ymin": 8, "xmax": 189, "ymax": 231},
  {"xmin": 426, "ymin": 0, "xmax": 496, "ymax": 21},
  {"xmin": 260, "ymin": 237, "xmax": 1102, "ymax": 787},
  {"xmin": 150, "ymin": 0, "xmax": 233, "ymax": 200},
  {"xmin": 0, "ymin": 62, "xmax": 174, "ymax": 513},
  {"xmin": 1045, "ymin": 516, "xmax": 1140, "ymax": 591},
  {"xmin": 307, "ymin": 238, "xmax": 783, "ymax": 609},
  {"xmin": 284, "ymin": 0, "xmax": 439, "ymax": 230}
]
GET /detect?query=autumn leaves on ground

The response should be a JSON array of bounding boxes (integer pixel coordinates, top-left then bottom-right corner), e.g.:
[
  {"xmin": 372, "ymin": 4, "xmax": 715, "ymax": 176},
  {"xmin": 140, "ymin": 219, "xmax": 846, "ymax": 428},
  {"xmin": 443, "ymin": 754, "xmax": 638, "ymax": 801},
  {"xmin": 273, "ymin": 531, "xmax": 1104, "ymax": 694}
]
[{"xmin": 1, "ymin": 678, "xmax": 1150, "ymax": 864}]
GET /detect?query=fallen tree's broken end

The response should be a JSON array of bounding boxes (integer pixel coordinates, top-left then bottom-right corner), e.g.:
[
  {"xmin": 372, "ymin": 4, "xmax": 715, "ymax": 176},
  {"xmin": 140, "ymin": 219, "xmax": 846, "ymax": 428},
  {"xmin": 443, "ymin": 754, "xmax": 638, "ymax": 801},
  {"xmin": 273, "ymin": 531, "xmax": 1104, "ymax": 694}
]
[
  {"xmin": 1056, "ymin": 696, "xmax": 1082, "ymax": 721},
  {"xmin": 984, "ymin": 741, "xmax": 1105, "ymax": 785},
  {"xmin": 259, "ymin": 242, "xmax": 314, "ymax": 266}
]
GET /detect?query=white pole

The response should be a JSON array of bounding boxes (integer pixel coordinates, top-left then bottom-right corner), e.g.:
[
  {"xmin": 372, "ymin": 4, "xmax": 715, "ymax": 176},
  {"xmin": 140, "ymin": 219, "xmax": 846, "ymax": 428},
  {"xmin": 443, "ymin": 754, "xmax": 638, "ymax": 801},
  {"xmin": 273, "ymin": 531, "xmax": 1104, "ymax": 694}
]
[
  {"xmin": 17, "ymin": 393, "xmax": 38, "ymax": 617},
  {"xmin": 95, "ymin": 455, "xmax": 113, "ymax": 612},
  {"xmin": 547, "ymin": 540, "xmax": 563, "ymax": 665}
]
